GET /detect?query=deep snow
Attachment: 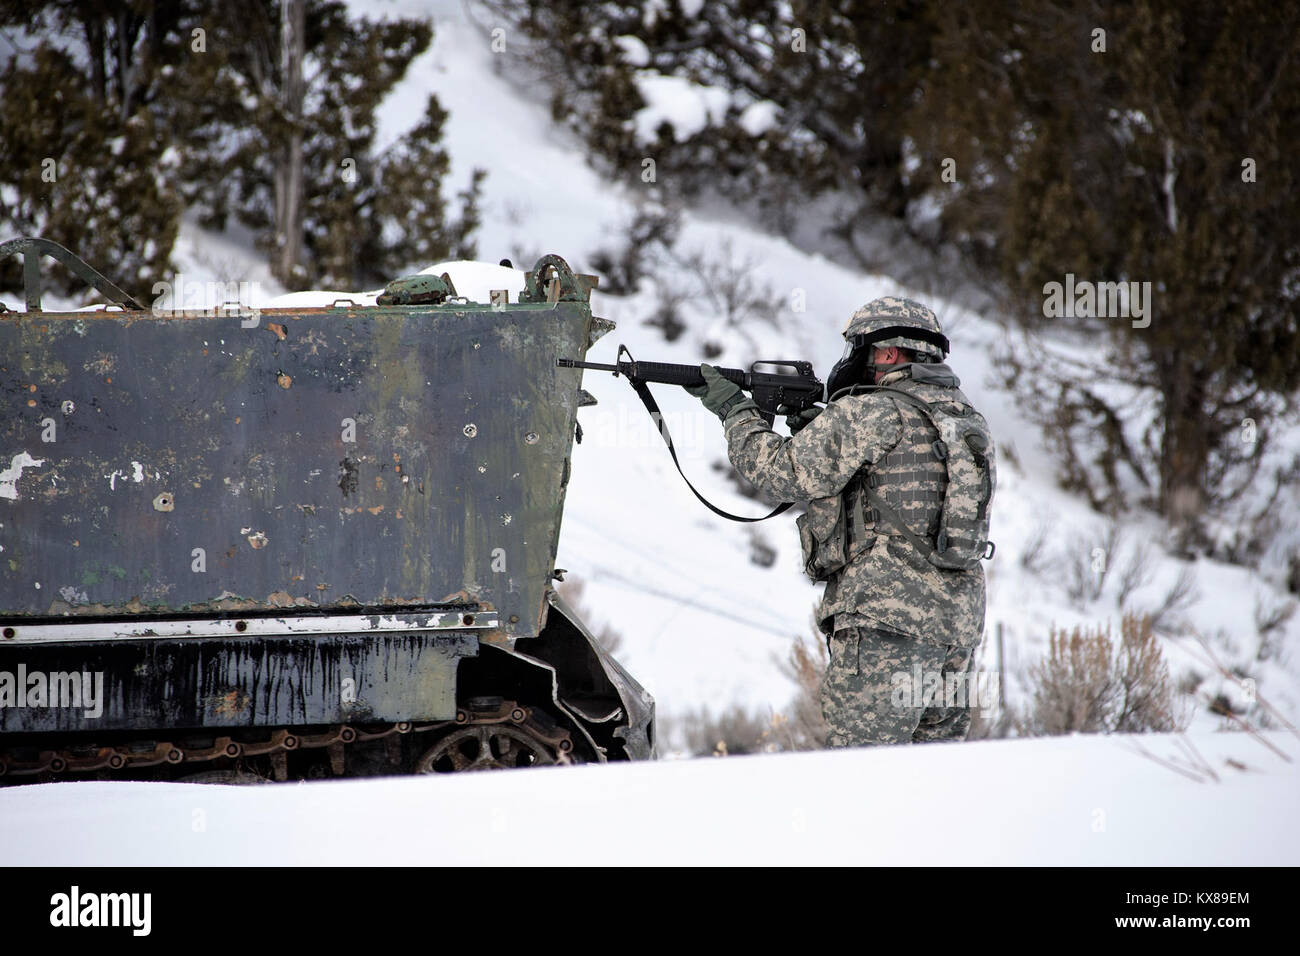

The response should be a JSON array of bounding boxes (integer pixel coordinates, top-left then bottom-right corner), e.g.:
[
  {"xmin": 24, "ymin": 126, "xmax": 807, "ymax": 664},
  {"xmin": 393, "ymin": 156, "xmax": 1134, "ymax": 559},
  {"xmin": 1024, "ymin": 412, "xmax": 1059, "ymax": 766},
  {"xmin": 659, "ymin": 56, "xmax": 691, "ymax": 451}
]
[{"xmin": 2, "ymin": 730, "xmax": 1295, "ymax": 865}]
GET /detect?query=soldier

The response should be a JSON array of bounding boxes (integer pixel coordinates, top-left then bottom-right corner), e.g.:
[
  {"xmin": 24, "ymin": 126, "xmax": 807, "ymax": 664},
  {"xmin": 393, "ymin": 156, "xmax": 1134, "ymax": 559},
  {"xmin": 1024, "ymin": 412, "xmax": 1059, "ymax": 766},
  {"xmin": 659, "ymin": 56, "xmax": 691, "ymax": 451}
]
[{"xmin": 688, "ymin": 297, "xmax": 996, "ymax": 747}]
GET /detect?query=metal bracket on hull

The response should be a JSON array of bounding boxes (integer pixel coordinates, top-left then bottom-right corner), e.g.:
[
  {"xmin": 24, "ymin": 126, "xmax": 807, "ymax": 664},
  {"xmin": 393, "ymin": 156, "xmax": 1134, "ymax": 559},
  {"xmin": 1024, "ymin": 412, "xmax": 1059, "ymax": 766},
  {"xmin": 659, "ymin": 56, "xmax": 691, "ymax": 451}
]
[
  {"xmin": 0, "ymin": 236, "xmax": 146, "ymax": 312},
  {"xmin": 0, "ymin": 610, "xmax": 499, "ymax": 645}
]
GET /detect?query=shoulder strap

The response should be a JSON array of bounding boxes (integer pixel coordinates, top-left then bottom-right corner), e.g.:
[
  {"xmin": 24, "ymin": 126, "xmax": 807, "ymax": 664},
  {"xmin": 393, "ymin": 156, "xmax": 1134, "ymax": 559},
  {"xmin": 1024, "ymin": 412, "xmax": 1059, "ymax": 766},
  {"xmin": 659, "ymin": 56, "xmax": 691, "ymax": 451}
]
[
  {"xmin": 829, "ymin": 381, "xmax": 952, "ymax": 421},
  {"xmin": 867, "ymin": 383, "xmax": 948, "ymax": 419},
  {"xmin": 628, "ymin": 378, "xmax": 792, "ymax": 523},
  {"xmin": 855, "ymin": 382, "xmax": 995, "ymax": 567}
]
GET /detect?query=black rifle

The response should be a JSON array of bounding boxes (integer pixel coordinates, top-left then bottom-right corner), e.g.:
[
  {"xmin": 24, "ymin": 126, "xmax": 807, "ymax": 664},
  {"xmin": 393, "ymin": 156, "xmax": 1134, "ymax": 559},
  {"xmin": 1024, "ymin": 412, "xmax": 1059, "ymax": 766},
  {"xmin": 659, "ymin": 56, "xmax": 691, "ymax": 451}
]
[
  {"xmin": 557, "ymin": 344, "xmax": 825, "ymax": 522},
  {"xmin": 557, "ymin": 349, "xmax": 824, "ymax": 425}
]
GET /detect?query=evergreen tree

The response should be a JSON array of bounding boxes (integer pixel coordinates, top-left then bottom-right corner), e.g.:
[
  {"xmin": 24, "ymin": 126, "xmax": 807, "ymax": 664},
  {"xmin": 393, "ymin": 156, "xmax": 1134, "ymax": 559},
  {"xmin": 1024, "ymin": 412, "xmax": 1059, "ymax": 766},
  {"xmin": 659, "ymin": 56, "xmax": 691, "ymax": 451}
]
[
  {"xmin": 0, "ymin": 1, "xmax": 195, "ymax": 300},
  {"xmin": 483, "ymin": 0, "xmax": 936, "ymax": 233},
  {"xmin": 0, "ymin": 0, "xmax": 482, "ymax": 299},
  {"xmin": 489, "ymin": 0, "xmax": 1300, "ymax": 541},
  {"xmin": 908, "ymin": 0, "xmax": 1300, "ymax": 537},
  {"xmin": 175, "ymin": 0, "xmax": 482, "ymax": 289}
]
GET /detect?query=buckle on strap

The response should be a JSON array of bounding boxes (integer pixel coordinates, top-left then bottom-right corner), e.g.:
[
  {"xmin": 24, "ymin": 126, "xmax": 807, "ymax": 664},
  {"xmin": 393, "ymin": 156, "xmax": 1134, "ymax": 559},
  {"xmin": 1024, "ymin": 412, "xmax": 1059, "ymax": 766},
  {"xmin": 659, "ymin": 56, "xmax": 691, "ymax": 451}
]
[{"xmin": 718, "ymin": 394, "xmax": 745, "ymax": 419}]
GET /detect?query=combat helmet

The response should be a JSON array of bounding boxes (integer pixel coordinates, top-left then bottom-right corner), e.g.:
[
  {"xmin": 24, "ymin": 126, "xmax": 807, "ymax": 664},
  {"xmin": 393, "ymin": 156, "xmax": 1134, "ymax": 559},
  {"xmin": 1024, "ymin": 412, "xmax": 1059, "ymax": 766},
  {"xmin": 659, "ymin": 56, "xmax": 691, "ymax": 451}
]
[
  {"xmin": 827, "ymin": 296, "xmax": 950, "ymax": 397},
  {"xmin": 843, "ymin": 296, "xmax": 949, "ymax": 360}
]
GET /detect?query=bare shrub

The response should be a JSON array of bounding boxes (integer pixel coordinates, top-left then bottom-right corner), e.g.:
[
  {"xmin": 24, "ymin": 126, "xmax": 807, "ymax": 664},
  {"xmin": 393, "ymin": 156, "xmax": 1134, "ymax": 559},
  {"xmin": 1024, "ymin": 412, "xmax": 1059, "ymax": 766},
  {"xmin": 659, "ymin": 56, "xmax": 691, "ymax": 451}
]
[
  {"xmin": 587, "ymin": 200, "xmax": 680, "ymax": 296},
  {"xmin": 1019, "ymin": 625, "xmax": 1114, "ymax": 735},
  {"xmin": 1144, "ymin": 566, "xmax": 1200, "ymax": 635},
  {"xmin": 1219, "ymin": 455, "xmax": 1300, "ymax": 567},
  {"xmin": 1019, "ymin": 519, "xmax": 1052, "ymax": 575},
  {"xmin": 1115, "ymin": 540, "xmax": 1156, "ymax": 608},
  {"xmin": 995, "ymin": 341, "xmax": 1151, "ymax": 515},
  {"xmin": 1111, "ymin": 615, "xmax": 1183, "ymax": 732},
  {"xmin": 1019, "ymin": 613, "xmax": 1183, "ymax": 735},
  {"xmin": 680, "ymin": 633, "xmax": 829, "ymax": 757},
  {"xmin": 667, "ymin": 237, "xmax": 781, "ymax": 333},
  {"xmin": 1063, "ymin": 523, "xmax": 1121, "ymax": 606},
  {"xmin": 681, "ymin": 703, "xmax": 772, "ymax": 756},
  {"xmin": 1253, "ymin": 594, "xmax": 1296, "ymax": 662},
  {"xmin": 770, "ymin": 633, "xmax": 828, "ymax": 751},
  {"xmin": 645, "ymin": 287, "xmax": 689, "ymax": 342}
]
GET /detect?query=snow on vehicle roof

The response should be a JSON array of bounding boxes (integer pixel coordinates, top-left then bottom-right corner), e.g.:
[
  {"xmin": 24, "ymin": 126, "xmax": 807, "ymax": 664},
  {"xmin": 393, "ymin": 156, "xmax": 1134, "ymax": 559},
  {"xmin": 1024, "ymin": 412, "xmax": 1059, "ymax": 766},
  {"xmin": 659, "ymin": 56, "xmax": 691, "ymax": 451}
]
[{"xmin": 259, "ymin": 260, "xmax": 528, "ymax": 310}]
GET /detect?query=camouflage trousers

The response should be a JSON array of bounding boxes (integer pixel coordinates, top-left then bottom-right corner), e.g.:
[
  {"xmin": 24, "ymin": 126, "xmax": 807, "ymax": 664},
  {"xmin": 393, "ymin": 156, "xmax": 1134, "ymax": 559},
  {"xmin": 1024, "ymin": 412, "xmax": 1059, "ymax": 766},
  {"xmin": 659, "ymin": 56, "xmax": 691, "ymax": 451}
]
[{"xmin": 822, "ymin": 626, "xmax": 977, "ymax": 747}]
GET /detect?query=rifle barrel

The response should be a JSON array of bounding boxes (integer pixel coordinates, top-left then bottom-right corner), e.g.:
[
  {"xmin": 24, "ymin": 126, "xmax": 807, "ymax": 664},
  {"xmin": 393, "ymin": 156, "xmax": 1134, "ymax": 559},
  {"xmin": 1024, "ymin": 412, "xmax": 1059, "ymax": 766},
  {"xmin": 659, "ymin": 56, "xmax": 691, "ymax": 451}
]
[{"xmin": 556, "ymin": 358, "xmax": 621, "ymax": 372}]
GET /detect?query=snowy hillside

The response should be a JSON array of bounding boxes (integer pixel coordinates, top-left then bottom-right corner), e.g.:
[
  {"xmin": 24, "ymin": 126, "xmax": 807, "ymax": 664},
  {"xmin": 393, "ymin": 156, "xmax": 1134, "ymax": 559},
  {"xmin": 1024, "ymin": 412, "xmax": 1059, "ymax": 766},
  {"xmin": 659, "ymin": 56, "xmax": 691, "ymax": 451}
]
[{"xmin": 351, "ymin": 0, "xmax": 1299, "ymax": 742}]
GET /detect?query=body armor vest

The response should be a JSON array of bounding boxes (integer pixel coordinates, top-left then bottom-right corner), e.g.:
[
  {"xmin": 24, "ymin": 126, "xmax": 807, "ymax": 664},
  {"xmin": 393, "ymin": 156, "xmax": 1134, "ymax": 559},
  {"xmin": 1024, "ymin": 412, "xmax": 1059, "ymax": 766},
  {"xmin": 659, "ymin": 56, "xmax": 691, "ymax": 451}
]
[
  {"xmin": 795, "ymin": 367, "xmax": 996, "ymax": 582},
  {"xmin": 846, "ymin": 397, "xmax": 947, "ymax": 547}
]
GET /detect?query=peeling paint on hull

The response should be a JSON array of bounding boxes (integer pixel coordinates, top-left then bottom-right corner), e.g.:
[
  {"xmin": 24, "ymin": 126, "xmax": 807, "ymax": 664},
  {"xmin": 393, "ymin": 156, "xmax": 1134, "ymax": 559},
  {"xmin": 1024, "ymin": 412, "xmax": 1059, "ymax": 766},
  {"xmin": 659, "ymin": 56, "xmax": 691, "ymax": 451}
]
[
  {"xmin": 1, "ymin": 298, "xmax": 597, "ymax": 641},
  {"xmin": 0, "ymin": 451, "xmax": 44, "ymax": 501},
  {"xmin": 0, "ymin": 253, "xmax": 643, "ymax": 752}
]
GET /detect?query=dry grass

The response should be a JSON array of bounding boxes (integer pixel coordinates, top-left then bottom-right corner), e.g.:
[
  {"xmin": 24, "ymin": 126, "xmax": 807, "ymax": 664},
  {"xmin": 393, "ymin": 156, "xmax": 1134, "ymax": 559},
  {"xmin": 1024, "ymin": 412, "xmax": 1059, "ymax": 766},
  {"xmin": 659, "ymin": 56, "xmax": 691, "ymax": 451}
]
[
  {"xmin": 772, "ymin": 632, "xmax": 829, "ymax": 750},
  {"xmin": 673, "ymin": 632, "xmax": 830, "ymax": 756},
  {"xmin": 680, "ymin": 703, "xmax": 772, "ymax": 756},
  {"xmin": 1019, "ymin": 613, "xmax": 1184, "ymax": 735}
]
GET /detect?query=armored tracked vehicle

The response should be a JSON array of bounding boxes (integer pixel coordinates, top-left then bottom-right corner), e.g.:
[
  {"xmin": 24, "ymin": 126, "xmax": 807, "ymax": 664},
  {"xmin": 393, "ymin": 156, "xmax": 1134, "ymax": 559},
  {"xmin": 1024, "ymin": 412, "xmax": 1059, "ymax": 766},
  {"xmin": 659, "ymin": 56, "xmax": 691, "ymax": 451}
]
[{"xmin": 0, "ymin": 237, "xmax": 653, "ymax": 783}]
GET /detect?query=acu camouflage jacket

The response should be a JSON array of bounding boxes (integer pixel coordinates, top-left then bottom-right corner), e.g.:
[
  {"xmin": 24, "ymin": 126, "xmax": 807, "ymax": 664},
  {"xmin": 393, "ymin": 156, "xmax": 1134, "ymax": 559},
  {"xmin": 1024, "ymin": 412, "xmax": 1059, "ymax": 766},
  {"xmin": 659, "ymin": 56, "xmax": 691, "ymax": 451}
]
[{"xmin": 723, "ymin": 364, "xmax": 987, "ymax": 647}]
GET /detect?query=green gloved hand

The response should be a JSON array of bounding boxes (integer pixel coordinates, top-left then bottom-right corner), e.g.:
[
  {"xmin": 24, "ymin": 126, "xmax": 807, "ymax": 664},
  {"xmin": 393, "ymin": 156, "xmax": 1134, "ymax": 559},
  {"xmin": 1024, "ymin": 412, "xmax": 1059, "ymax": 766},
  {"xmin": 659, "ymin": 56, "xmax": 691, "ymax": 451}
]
[
  {"xmin": 686, "ymin": 364, "xmax": 754, "ymax": 421},
  {"xmin": 786, "ymin": 406, "xmax": 823, "ymax": 434}
]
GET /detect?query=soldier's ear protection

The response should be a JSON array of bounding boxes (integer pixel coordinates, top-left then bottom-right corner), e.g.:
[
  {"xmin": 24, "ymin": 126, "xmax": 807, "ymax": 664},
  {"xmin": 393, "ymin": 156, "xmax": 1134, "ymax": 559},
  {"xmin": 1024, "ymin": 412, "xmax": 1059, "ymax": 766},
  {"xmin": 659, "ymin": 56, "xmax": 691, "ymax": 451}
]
[{"xmin": 826, "ymin": 338, "xmax": 870, "ymax": 397}]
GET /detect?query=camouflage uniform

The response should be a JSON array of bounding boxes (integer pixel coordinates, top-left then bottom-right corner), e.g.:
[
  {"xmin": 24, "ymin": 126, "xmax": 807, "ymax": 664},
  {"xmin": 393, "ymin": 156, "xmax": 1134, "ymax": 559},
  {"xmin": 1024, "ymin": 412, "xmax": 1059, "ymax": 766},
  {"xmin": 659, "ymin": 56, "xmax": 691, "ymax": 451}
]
[{"xmin": 720, "ymin": 298, "xmax": 991, "ymax": 747}]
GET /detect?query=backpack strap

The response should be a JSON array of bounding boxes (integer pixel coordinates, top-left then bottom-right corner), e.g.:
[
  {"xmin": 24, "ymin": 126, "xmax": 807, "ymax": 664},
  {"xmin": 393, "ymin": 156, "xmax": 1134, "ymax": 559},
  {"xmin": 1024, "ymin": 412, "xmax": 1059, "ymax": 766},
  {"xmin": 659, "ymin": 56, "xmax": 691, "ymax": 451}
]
[{"xmin": 860, "ymin": 483, "xmax": 941, "ymax": 560}]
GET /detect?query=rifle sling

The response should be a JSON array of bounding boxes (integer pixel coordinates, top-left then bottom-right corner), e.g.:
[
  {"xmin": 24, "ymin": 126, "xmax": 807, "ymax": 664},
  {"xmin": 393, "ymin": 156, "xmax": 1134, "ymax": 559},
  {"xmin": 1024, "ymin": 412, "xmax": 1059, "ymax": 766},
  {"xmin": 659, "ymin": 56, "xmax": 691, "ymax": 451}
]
[{"xmin": 627, "ymin": 377, "xmax": 792, "ymax": 523}]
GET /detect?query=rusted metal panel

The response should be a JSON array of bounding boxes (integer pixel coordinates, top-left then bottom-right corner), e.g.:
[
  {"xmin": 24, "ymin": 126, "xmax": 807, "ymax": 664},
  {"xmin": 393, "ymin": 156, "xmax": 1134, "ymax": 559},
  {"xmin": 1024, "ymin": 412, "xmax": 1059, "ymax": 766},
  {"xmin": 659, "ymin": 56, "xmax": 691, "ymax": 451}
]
[
  {"xmin": 0, "ymin": 299, "xmax": 594, "ymax": 639},
  {"xmin": 0, "ymin": 630, "xmax": 478, "ymax": 733}
]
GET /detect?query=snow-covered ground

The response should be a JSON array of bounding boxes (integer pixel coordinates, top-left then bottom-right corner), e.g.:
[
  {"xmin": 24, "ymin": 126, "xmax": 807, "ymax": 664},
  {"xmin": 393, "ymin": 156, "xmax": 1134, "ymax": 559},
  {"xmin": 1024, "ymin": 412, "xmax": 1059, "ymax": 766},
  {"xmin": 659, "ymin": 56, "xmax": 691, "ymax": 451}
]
[
  {"xmin": 2, "ymin": 0, "xmax": 1297, "ymax": 864},
  {"xmin": 3, "ymin": 731, "xmax": 1295, "ymax": 865}
]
